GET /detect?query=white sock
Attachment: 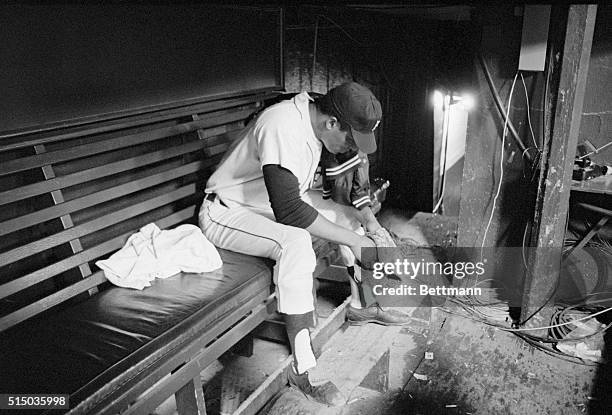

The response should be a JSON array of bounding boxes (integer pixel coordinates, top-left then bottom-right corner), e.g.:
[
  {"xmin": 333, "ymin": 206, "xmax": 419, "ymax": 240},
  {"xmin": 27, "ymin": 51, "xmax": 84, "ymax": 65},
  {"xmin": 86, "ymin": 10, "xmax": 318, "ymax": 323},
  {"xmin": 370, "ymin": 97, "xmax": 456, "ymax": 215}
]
[
  {"xmin": 294, "ymin": 329, "xmax": 316, "ymax": 374},
  {"xmin": 349, "ymin": 267, "xmax": 363, "ymax": 309}
]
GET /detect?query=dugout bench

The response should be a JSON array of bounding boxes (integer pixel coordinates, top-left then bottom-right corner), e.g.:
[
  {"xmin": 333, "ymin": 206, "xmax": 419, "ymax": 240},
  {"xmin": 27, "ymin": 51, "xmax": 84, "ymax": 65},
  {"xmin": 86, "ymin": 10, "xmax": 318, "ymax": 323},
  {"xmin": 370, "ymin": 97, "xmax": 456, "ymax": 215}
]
[{"xmin": 0, "ymin": 91, "xmax": 345, "ymax": 415}]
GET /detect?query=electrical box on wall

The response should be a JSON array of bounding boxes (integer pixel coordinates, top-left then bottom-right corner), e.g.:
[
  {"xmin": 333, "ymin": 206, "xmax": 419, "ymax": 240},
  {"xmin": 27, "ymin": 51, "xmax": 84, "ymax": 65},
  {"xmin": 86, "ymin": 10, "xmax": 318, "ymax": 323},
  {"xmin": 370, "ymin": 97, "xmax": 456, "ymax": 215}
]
[{"xmin": 518, "ymin": 5, "xmax": 551, "ymax": 71}]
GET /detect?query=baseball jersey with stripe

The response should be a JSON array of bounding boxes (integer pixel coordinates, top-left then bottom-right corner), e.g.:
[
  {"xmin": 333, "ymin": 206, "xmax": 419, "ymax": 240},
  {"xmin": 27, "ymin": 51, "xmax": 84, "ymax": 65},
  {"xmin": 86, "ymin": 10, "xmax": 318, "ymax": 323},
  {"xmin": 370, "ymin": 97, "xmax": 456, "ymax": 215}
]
[{"xmin": 205, "ymin": 92, "xmax": 323, "ymax": 213}]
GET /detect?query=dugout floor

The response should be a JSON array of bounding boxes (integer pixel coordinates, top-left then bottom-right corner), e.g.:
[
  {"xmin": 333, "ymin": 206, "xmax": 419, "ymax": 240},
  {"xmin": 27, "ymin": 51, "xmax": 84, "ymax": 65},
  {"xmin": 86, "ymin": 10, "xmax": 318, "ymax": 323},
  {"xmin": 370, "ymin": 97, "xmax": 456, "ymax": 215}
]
[{"xmin": 152, "ymin": 209, "xmax": 608, "ymax": 415}]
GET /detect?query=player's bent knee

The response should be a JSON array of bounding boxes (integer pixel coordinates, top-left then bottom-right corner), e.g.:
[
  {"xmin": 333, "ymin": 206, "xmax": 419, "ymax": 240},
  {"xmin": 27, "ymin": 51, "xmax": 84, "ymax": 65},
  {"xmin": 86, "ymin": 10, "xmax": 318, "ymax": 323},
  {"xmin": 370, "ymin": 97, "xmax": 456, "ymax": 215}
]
[
  {"xmin": 281, "ymin": 227, "xmax": 311, "ymax": 248},
  {"xmin": 280, "ymin": 227, "xmax": 316, "ymax": 271}
]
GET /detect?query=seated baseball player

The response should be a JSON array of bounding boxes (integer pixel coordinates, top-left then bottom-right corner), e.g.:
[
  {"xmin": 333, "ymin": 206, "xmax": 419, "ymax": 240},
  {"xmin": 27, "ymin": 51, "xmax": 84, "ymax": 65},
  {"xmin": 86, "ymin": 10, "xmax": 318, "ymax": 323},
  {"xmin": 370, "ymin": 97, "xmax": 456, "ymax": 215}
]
[
  {"xmin": 318, "ymin": 148, "xmax": 408, "ymax": 320},
  {"xmin": 199, "ymin": 82, "xmax": 407, "ymax": 406}
]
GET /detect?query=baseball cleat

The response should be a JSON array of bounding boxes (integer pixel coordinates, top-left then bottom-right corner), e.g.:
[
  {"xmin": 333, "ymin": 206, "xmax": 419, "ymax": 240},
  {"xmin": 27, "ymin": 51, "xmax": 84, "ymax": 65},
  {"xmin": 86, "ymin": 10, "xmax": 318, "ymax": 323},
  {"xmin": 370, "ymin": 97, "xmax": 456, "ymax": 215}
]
[{"xmin": 346, "ymin": 303, "xmax": 413, "ymax": 326}]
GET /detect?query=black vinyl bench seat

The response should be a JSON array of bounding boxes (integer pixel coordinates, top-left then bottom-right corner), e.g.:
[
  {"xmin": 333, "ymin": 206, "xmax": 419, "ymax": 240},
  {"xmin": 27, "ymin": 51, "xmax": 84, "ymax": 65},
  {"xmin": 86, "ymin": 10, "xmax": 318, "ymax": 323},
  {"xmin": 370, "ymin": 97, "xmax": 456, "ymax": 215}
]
[{"xmin": 1, "ymin": 249, "xmax": 272, "ymax": 413}]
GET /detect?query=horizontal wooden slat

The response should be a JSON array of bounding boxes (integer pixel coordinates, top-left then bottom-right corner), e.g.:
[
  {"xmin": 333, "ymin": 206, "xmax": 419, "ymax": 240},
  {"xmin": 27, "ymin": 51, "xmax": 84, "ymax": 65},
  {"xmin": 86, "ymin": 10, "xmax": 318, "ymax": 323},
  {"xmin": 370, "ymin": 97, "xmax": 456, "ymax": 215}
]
[
  {"xmin": 0, "ymin": 133, "xmax": 231, "ymax": 206},
  {"xmin": 0, "ymin": 271, "xmax": 108, "ymax": 331},
  {"xmin": 0, "ymin": 184, "xmax": 196, "ymax": 268},
  {"xmin": 0, "ymin": 206, "xmax": 195, "ymax": 301},
  {"xmin": 196, "ymin": 121, "xmax": 244, "ymax": 140},
  {"xmin": 0, "ymin": 107, "xmax": 255, "ymax": 176},
  {"xmin": 0, "ymin": 91, "xmax": 275, "ymax": 151},
  {"xmin": 0, "ymin": 156, "xmax": 215, "ymax": 236},
  {"xmin": 205, "ymin": 143, "xmax": 231, "ymax": 157}
]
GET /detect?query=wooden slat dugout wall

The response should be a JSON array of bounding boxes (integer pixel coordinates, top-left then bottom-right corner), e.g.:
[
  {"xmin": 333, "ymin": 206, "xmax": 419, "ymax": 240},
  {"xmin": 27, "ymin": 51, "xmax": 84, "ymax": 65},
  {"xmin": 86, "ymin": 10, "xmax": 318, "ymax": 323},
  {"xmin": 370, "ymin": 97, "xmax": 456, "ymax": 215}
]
[{"xmin": 0, "ymin": 92, "xmax": 278, "ymax": 331}]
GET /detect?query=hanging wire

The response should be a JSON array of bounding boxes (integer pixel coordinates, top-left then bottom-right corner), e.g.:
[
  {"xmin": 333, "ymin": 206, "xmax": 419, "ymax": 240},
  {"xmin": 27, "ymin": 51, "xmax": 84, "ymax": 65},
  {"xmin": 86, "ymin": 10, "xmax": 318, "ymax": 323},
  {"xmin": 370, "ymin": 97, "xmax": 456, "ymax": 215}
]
[
  {"xmin": 315, "ymin": 14, "xmax": 367, "ymax": 47},
  {"xmin": 480, "ymin": 71, "xmax": 519, "ymax": 256},
  {"xmin": 479, "ymin": 54, "xmax": 531, "ymax": 160},
  {"xmin": 520, "ymin": 72, "xmax": 539, "ymax": 150},
  {"xmin": 311, "ymin": 16, "xmax": 319, "ymax": 92},
  {"xmin": 311, "ymin": 13, "xmax": 393, "ymax": 88}
]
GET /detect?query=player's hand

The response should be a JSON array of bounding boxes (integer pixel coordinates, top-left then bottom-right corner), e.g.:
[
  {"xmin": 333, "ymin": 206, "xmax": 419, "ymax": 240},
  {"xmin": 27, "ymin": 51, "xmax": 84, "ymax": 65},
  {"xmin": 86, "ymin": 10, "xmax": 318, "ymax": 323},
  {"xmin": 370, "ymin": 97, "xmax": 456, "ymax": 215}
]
[
  {"xmin": 364, "ymin": 217, "xmax": 382, "ymax": 233},
  {"xmin": 359, "ymin": 206, "xmax": 382, "ymax": 233},
  {"xmin": 370, "ymin": 199, "xmax": 382, "ymax": 216}
]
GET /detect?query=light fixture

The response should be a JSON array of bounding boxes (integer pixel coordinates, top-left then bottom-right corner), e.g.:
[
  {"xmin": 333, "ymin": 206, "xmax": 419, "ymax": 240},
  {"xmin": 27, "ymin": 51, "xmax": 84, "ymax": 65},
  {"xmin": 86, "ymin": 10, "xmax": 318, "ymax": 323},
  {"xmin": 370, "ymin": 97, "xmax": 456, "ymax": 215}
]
[{"xmin": 432, "ymin": 90, "xmax": 444, "ymax": 108}]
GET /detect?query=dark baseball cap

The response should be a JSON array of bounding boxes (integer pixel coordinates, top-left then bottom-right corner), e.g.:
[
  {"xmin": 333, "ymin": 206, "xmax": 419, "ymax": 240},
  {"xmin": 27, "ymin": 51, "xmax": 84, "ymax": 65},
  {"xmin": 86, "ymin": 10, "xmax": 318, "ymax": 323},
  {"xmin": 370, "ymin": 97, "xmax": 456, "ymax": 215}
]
[{"xmin": 328, "ymin": 82, "xmax": 382, "ymax": 154}]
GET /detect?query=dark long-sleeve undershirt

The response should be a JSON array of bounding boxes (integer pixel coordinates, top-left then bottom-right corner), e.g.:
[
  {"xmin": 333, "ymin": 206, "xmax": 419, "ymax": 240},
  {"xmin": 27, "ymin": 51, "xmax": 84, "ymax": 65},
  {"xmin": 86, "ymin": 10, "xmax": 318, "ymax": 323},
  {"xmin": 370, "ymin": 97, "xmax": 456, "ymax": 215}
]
[{"xmin": 262, "ymin": 164, "xmax": 318, "ymax": 228}]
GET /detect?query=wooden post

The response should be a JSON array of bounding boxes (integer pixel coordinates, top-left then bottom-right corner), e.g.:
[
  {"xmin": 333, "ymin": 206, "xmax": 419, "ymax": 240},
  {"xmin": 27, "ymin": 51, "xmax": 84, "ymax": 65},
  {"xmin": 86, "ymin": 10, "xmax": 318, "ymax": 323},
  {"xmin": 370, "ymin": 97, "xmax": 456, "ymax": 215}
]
[
  {"xmin": 175, "ymin": 377, "xmax": 207, "ymax": 415},
  {"xmin": 521, "ymin": 5, "xmax": 597, "ymax": 323}
]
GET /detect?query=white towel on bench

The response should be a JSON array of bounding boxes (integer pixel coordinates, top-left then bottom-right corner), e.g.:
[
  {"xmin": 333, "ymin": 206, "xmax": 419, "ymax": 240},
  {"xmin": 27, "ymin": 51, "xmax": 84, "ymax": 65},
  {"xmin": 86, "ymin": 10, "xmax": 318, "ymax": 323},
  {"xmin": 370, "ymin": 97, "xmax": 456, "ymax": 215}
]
[{"xmin": 96, "ymin": 223, "xmax": 223, "ymax": 290}]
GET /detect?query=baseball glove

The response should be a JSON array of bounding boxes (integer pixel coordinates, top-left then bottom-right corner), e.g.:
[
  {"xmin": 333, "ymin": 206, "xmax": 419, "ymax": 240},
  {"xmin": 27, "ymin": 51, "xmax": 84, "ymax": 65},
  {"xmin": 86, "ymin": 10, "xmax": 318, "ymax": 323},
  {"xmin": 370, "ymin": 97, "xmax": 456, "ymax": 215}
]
[{"xmin": 356, "ymin": 227, "xmax": 397, "ymax": 271}]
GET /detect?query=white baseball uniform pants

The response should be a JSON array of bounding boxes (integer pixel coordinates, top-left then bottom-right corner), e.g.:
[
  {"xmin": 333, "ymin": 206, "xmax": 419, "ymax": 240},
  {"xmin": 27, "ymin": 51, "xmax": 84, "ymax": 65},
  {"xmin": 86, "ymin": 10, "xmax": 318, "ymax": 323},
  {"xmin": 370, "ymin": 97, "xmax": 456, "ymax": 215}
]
[{"xmin": 198, "ymin": 191, "xmax": 363, "ymax": 315}]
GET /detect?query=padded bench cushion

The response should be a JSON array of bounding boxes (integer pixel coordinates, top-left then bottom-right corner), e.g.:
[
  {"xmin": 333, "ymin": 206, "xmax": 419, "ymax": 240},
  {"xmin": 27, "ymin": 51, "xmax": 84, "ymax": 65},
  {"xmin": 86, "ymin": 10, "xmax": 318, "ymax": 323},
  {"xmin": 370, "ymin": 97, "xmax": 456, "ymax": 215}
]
[{"xmin": 0, "ymin": 249, "xmax": 272, "ymax": 403}]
